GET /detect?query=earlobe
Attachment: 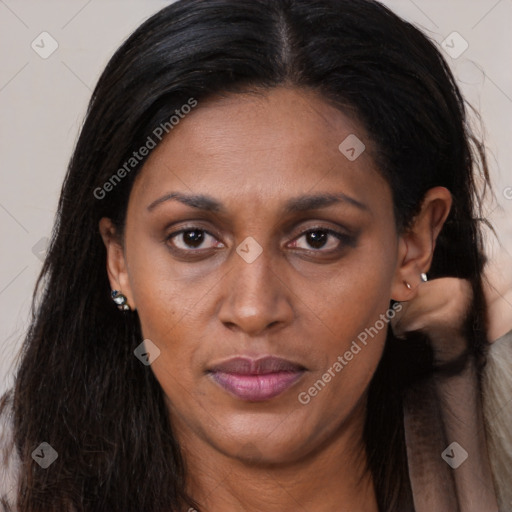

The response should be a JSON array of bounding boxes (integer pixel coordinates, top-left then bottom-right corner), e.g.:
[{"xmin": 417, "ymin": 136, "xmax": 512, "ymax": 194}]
[{"xmin": 98, "ymin": 218, "xmax": 136, "ymax": 310}]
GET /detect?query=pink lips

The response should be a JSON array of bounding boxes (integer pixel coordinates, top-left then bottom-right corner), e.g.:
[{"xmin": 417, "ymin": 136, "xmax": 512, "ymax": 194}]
[{"xmin": 208, "ymin": 356, "xmax": 305, "ymax": 402}]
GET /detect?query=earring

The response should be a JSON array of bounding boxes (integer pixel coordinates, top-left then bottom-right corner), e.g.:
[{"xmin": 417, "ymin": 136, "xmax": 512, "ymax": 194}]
[
  {"xmin": 111, "ymin": 290, "xmax": 131, "ymax": 311},
  {"xmin": 420, "ymin": 272, "xmax": 428, "ymax": 282},
  {"xmin": 404, "ymin": 281, "xmax": 412, "ymax": 290}
]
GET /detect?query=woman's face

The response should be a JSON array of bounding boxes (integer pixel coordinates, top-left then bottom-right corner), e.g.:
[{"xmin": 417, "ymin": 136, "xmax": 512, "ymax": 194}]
[{"xmin": 112, "ymin": 87, "xmax": 403, "ymax": 464}]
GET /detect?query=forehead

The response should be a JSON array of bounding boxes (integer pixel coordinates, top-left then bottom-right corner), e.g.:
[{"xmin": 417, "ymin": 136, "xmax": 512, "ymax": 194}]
[{"xmin": 129, "ymin": 86, "xmax": 388, "ymax": 217}]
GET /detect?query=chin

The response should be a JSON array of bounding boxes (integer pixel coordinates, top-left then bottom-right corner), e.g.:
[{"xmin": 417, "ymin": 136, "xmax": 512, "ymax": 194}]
[{"xmin": 211, "ymin": 424, "xmax": 315, "ymax": 466}]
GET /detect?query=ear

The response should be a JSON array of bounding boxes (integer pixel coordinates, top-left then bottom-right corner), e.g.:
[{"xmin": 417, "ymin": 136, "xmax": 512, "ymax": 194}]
[
  {"xmin": 99, "ymin": 217, "xmax": 136, "ymax": 310},
  {"xmin": 391, "ymin": 187, "xmax": 452, "ymax": 302}
]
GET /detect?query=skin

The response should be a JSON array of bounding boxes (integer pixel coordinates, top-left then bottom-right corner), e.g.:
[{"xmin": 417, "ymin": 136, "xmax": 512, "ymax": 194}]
[{"xmin": 100, "ymin": 86, "xmax": 452, "ymax": 512}]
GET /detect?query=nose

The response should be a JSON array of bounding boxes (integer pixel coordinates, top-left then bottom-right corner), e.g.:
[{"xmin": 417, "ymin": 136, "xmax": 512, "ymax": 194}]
[{"xmin": 217, "ymin": 244, "xmax": 294, "ymax": 337}]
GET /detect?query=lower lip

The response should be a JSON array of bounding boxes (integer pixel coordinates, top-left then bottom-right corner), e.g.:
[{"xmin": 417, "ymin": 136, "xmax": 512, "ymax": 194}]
[{"xmin": 210, "ymin": 371, "xmax": 304, "ymax": 401}]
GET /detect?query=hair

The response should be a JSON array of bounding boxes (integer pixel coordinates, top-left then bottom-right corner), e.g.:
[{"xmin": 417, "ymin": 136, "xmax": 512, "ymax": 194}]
[{"xmin": 1, "ymin": 0, "xmax": 493, "ymax": 510}]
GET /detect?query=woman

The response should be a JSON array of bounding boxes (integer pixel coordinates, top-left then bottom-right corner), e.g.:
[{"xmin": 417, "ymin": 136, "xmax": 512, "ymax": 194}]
[{"xmin": 1, "ymin": 0, "xmax": 511, "ymax": 510}]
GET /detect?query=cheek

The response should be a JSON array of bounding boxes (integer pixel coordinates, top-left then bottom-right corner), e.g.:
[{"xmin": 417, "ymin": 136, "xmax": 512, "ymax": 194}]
[
  {"xmin": 125, "ymin": 224, "xmax": 203, "ymax": 336},
  {"xmin": 295, "ymin": 234, "xmax": 397, "ymax": 402},
  {"xmin": 132, "ymin": 272, "xmax": 207, "ymax": 413},
  {"xmin": 304, "ymin": 232, "xmax": 397, "ymax": 339},
  {"xmin": 123, "ymin": 238, "xmax": 201, "ymax": 379},
  {"xmin": 130, "ymin": 272, "xmax": 204, "ymax": 369}
]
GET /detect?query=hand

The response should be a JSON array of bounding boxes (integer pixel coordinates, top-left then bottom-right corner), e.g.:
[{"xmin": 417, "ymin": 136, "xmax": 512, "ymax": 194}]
[{"xmin": 390, "ymin": 277, "xmax": 473, "ymax": 366}]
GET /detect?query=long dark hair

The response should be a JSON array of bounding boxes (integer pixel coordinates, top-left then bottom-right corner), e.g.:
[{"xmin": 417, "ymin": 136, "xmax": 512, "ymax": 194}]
[{"xmin": 2, "ymin": 0, "xmax": 491, "ymax": 510}]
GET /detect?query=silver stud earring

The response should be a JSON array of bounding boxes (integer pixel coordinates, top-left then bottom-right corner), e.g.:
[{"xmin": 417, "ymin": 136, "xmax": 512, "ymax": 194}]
[
  {"xmin": 420, "ymin": 272, "xmax": 428, "ymax": 282},
  {"xmin": 111, "ymin": 290, "xmax": 131, "ymax": 311},
  {"xmin": 404, "ymin": 281, "xmax": 412, "ymax": 290}
]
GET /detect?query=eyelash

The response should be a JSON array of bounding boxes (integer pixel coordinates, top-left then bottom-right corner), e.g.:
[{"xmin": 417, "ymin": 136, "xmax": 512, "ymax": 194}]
[{"xmin": 164, "ymin": 225, "xmax": 354, "ymax": 255}]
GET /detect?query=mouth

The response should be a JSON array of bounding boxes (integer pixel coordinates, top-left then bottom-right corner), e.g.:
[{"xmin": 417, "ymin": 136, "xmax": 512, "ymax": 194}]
[{"xmin": 207, "ymin": 356, "xmax": 306, "ymax": 402}]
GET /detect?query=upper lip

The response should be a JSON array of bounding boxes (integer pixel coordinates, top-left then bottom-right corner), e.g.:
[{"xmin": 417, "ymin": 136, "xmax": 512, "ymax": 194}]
[{"xmin": 208, "ymin": 356, "xmax": 306, "ymax": 375}]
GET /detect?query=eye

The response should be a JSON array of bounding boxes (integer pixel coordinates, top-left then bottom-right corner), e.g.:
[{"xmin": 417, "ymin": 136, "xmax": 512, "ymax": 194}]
[
  {"xmin": 289, "ymin": 227, "xmax": 352, "ymax": 252},
  {"xmin": 165, "ymin": 225, "xmax": 355, "ymax": 255},
  {"xmin": 166, "ymin": 228, "xmax": 224, "ymax": 251}
]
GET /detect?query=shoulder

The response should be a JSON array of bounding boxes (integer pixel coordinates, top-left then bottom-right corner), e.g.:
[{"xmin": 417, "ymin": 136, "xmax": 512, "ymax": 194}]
[
  {"xmin": 482, "ymin": 328, "xmax": 512, "ymax": 512},
  {"xmin": 0, "ymin": 389, "xmax": 20, "ymax": 511}
]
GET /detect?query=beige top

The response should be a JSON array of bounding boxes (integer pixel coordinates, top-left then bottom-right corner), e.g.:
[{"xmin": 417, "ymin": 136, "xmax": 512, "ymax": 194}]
[
  {"xmin": 405, "ymin": 327, "xmax": 512, "ymax": 511},
  {"xmin": 0, "ymin": 390, "xmax": 18, "ymax": 509},
  {"xmin": 1, "ymin": 329, "xmax": 512, "ymax": 511}
]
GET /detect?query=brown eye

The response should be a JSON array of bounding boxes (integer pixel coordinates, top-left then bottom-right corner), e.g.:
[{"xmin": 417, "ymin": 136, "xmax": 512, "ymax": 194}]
[
  {"xmin": 302, "ymin": 230, "xmax": 330, "ymax": 250},
  {"xmin": 289, "ymin": 228, "xmax": 354, "ymax": 252},
  {"xmin": 166, "ymin": 228, "xmax": 223, "ymax": 251}
]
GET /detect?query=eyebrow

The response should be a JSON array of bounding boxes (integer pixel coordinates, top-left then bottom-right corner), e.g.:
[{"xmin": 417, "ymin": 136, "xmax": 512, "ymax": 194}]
[{"xmin": 146, "ymin": 191, "xmax": 369, "ymax": 214}]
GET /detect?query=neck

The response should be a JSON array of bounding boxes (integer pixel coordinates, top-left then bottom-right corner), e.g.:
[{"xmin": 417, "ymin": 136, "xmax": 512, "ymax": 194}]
[{"xmin": 173, "ymin": 400, "xmax": 379, "ymax": 512}]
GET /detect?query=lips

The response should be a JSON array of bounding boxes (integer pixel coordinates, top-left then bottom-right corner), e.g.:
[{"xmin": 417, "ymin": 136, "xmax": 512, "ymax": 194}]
[{"xmin": 208, "ymin": 356, "xmax": 306, "ymax": 402}]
